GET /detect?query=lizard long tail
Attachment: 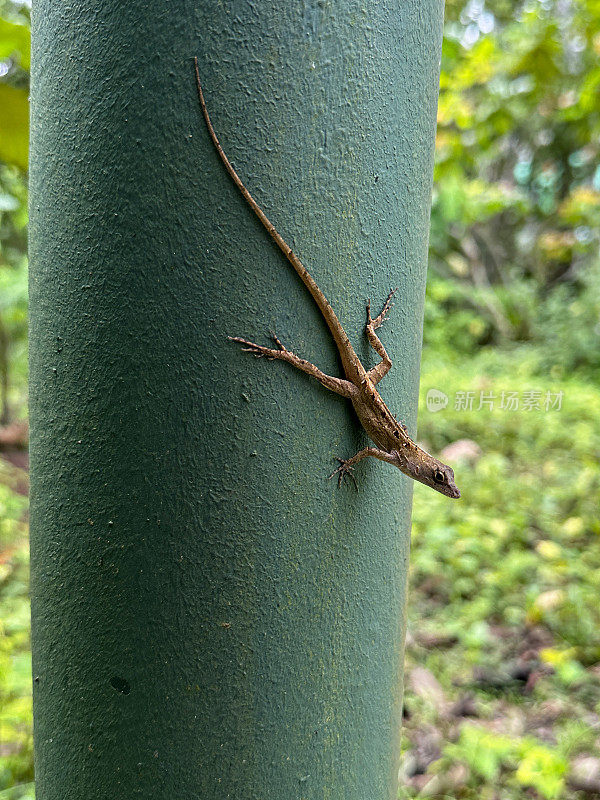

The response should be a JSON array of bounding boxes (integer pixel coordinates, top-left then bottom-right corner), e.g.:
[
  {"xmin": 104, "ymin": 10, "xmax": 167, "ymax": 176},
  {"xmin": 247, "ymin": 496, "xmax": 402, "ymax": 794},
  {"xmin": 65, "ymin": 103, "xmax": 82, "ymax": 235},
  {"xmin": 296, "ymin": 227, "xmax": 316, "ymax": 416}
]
[{"xmin": 194, "ymin": 58, "xmax": 362, "ymax": 381}]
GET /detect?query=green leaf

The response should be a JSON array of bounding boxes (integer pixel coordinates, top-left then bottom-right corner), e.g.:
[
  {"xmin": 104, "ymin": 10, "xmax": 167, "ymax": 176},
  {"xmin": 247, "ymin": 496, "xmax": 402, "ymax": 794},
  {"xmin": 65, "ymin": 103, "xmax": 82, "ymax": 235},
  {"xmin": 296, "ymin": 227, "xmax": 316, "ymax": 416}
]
[
  {"xmin": 0, "ymin": 83, "xmax": 28, "ymax": 170},
  {"xmin": 0, "ymin": 18, "xmax": 30, "ymax": 71},
  {"xmin": 444, "ymin": 725, "xmax": 516, "ymax": 782},
  {"xmin": 515, "ymin": 745, "xmax": 567, "ymax": 799}
]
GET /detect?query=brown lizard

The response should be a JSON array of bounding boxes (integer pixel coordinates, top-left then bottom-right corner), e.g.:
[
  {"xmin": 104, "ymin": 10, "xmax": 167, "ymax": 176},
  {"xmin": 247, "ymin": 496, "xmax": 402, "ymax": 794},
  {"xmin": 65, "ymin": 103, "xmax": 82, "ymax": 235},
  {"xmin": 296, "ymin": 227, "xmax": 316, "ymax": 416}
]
[{"xmin": 194, "ymin": 58, "xmax": 460, "ymax": 499}]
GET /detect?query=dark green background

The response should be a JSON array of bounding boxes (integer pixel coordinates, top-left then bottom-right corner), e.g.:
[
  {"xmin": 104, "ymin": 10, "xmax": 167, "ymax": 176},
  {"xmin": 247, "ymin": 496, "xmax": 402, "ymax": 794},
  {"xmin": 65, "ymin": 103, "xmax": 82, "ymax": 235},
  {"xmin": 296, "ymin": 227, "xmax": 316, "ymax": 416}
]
[{"xmin": 29, "ymin": 1, "xmax": 444, "ymax": 797}]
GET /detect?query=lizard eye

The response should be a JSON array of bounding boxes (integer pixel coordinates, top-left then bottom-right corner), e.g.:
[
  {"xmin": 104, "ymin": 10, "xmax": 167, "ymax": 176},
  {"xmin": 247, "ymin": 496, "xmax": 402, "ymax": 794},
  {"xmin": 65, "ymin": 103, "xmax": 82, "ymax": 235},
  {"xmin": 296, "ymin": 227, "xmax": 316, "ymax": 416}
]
[{"xmin": 433, "ymin": 469, "xmax": 445, "ymax": 484}]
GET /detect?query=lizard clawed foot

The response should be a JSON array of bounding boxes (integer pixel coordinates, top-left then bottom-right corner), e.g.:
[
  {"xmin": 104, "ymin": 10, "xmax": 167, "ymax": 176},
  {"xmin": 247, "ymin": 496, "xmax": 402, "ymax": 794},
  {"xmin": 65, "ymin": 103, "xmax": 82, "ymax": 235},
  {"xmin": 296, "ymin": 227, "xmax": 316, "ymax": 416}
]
[
  {"xmin": 228, "ymin": 332, "xmax": 289, "ymax": 359},
  {"xmin": 367, "ymin": 287, "xmax": 398, "ymax": 330},
  {"xmin": 328, "ymin": 457, "xmax": 358, "ymax": 490},
  {"xmin": 228, "ymin": 336, "xmax": 274, "ymax": 358},
  {"xmin": 228, "ymin": 334, "xmax": 288, "ymax": 359}
]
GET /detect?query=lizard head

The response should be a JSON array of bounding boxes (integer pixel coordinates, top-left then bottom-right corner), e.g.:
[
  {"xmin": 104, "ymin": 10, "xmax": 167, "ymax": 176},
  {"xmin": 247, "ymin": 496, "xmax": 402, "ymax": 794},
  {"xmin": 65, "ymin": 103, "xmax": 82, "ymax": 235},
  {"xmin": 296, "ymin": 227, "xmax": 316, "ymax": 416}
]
[
  {"xmin": 395, "ymin": 451, "xmax": 461, "ymax": 499},
  {"xmin": 427, "ymin": 462, "xmax": 461, "ymax": 498}
]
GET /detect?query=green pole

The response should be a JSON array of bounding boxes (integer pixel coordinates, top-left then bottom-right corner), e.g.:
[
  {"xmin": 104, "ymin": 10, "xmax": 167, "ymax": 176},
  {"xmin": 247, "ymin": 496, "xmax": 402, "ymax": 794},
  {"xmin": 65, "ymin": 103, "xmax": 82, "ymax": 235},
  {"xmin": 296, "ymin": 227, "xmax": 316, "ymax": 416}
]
[{"xmin": 29, "ymin": 2, "xmax": 444, "ymax": 798}]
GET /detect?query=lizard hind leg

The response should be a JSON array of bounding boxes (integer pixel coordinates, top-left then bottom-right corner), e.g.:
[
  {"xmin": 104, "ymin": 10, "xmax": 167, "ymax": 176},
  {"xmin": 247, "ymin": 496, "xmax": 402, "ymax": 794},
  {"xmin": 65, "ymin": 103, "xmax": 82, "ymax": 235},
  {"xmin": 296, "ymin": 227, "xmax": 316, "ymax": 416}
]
[{"xmin": 365, "ymin": 288, "xmax": 397, "ymax": 385}]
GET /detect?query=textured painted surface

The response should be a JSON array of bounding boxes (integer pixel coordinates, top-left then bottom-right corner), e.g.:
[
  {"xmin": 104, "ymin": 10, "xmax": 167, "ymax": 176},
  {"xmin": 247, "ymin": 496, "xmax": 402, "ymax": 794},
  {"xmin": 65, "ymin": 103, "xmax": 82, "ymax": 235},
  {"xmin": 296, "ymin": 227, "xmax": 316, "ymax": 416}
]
[{"xmin": 29, "ymin": 1, "xmax": 444, "ymax": 798}]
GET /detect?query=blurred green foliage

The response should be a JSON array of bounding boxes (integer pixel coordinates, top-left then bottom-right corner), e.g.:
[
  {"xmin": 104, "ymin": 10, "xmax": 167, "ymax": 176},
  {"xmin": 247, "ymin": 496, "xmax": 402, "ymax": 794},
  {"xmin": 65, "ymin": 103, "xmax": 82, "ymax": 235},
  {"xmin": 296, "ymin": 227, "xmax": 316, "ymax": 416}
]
[
  {"xmin": 401, "ymin": 3, "xmax": 600, "ymax": 796},
  {"xmin": 0, "ymin": 470, "xmax": 31, "ymax": 795},
  {"xmin": 0, "ymin": 4, "xmax": 32, "ymax": 790},
  {"xmin": 429, "ymin": 0, "xmax": 600, "ymax": 377},
  {"xmin": 0, "ymin": 0, "xmax": 28, "ymax": 427},
  {"xmin": 0, "ymin": 1, "xmax": 599, "ymax": 798},
  {"xmin": 401, "ymin": 348, "xmax": 600, "ymax": 797}
]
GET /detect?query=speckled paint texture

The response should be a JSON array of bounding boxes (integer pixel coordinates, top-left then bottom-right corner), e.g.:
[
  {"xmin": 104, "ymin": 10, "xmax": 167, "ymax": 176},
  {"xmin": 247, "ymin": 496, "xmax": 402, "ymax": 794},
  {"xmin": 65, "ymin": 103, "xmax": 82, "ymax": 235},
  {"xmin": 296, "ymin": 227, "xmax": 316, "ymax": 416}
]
[{"xmin": 28, "ymin": 1, "xmax": 444, "ymax": 798}]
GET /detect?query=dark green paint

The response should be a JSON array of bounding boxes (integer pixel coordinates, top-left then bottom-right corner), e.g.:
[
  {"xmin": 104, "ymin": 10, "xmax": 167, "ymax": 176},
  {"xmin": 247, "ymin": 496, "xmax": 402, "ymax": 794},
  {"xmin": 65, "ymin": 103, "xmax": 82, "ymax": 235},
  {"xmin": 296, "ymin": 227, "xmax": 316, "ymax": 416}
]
[{"xmin": 29, "ymin": 2, "xmax": 444, "ymax": 798}]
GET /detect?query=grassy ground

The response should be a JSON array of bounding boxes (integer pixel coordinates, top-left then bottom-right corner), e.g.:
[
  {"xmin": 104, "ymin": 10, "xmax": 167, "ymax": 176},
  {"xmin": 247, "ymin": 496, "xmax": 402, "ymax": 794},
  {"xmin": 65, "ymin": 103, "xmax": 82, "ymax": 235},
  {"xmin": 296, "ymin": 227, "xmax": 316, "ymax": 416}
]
[
  {"xmin": 0, "ymin": 462, "xmax": 31, "ymax": 799},
  {"xmin": 401, "ymin": 346, "xmax": 600, "ymax": 798}
]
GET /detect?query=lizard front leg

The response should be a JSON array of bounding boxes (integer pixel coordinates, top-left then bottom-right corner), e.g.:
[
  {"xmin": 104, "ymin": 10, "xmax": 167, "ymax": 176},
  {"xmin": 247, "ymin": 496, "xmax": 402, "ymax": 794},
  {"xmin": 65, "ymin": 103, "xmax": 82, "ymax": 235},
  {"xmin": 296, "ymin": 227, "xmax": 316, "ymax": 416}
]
[
  {"xmin": 229, "ymin": 333, "xmax": 356, "ymax": 398},
  {"xmin": 365, "ymin": 288, "xmax": 396, "ymax": 385},
  {"xmin": 329, "ymin": 446, "xmax": 397, "ymax": 489}
]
